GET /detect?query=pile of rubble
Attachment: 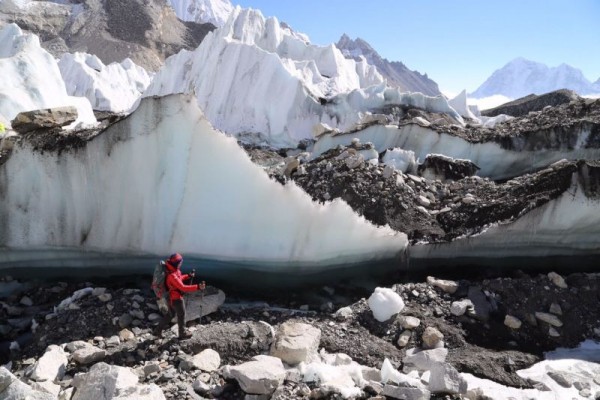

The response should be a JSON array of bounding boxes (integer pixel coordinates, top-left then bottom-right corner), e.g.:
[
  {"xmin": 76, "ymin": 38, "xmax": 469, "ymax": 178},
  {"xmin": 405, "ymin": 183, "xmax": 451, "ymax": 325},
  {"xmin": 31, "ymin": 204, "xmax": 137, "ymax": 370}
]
[{"xmin": 2, "ymin": 269, "xmax": 600, "ymax": 400}]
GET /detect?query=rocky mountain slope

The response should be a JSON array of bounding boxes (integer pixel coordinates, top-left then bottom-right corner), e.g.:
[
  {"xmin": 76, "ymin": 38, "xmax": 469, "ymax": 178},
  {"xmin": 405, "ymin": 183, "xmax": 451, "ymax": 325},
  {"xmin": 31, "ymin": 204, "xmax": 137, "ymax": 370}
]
[
  {"xmin": 336, "ymin": 34, "xmax": 441, "ymax": 97},
  {"xmin": 471, "ymin": 57, "xmax": 600, "ymax": 99},
  {"xmin": 0, "ymin": 0, "xmax": 215, "ymax": 71},
  {"xmin": 481, "ymin": 89, "xmax": 580, "ymax": 117},
  {"xmin": 166, "ymin": 0, "xmax": 234, "ymax": 27}
]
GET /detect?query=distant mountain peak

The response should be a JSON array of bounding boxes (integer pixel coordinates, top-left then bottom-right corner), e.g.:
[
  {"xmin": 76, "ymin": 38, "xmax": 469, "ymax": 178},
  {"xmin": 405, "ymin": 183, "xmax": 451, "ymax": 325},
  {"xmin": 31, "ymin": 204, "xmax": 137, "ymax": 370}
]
[
  {"xmin": 471, "ymin": 58, "xmax": 598, "ymax": 99},
  {"xmin": 335, "ymin": 35, "xmax": 440, "ymax": 96}
]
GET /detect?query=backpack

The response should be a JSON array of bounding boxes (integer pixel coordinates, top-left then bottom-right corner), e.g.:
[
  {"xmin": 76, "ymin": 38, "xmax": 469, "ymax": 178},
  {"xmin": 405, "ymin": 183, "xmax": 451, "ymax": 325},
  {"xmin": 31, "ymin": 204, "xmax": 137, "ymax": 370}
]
[{"xmin": 151, "ymin": 261, "xmax": 169, "ymax": 299}]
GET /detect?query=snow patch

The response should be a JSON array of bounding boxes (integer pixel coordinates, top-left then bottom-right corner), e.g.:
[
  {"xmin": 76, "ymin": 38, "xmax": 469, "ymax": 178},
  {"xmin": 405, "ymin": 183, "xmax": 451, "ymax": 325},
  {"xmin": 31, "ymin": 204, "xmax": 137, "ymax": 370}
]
[{"xmin": 368, "ymin": 287, "xmax": 405, "ymax": 322}]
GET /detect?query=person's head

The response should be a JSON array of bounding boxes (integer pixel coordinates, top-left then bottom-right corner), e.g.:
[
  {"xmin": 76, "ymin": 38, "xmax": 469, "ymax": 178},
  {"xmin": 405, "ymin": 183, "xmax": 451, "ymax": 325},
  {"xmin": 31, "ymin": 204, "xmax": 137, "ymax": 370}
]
[{"xmin": 166, "ymin": 253, "xmax": 183, "ymax": 272}]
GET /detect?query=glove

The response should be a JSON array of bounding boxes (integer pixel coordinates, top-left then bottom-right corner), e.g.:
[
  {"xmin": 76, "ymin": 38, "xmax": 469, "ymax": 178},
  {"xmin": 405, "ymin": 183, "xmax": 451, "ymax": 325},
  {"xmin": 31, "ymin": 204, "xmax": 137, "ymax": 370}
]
[{"xmin": 197, "ymin": 283, "xmax": 206, "ymax": 290}]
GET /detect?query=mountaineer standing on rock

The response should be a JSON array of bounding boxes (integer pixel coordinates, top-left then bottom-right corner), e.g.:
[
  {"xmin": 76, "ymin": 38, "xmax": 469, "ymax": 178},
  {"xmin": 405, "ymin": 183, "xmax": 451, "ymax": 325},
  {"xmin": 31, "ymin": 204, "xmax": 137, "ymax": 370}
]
[{"xmin": 154, "ymin": 253, "xmax": 205, "ymax": 339}]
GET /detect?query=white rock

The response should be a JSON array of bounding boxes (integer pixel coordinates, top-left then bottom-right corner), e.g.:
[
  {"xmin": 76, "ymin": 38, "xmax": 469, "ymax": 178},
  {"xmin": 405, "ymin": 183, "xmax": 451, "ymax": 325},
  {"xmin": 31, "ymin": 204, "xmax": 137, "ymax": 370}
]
[
  {"xmin": 549, "ymin": 327, "xmax": 561, "ymax": 337},
  {"xmin": 72, "ymin": 362, "xmax": 165, "ymax": 400},
  {"xmin": 119, "ymin": 329, "xmax": 135, "ymax": 341},
  {"xmin": 31, "ymin": 379, "xmax": 61, "ymax": 397},
  {"xmin": 228, "ymin": 355, "xmax": 285, "ymax": 395},
  {"xmin": 450, "ymin": 299, "xmax": 473, "ymax": 316},
  {"xmin": 382, "ymin": 385, "xmax": 431, "ymax": 400},
  {"xmin": 65, "ymin": 341, "xmax": 89, "ymax": 353},
  {"xmin": 98, "ymin": 293, "xmax": 112, "ymax": 302},
  {"xmin": 270, "ymin": 322, "xmax": 321, "ymax": 365},
  {"xmin": 504, "ymin": 315, "xmax": 522, "ymax": 329},
  {"xmin": 192, "ymin": 349, "xmax": 221, "ymax": 372},
  {"xmin": 548, "ymin": 272, "xmax": 568, "ymax": 289},
  {"xmin": 184, "ymin": 289, "xmax": 227, "ymax": 322},
  {"xmin": 428, "ymin": 362, "xmax": 467, "ymax": 394},
  {"xmin": 0, "ymin": 367, "xmax": 55, "ymax": 400},
  {"xmin": 334, "ymin": 306, "xmax": 353, "ymax": 320},
  {"xmin": 426, "ymin": 276, "xmax": 458, "ymax": 294},
  {"xmin": 30, "ymin": 345, "xmax": 68, "ymax": 382},
  {"xmin": 417, "ymin": 196, "xmax": 431, "ymax": 207},
  {"xmin": 58, "ymin": 387, "xmax": 74, "ymax": 400},
  {"xmin": 397, "ymin": 330, "xmax": 412, "ymax": 347},
  {"xmin": 106, "ymin": 336, "xmax": 120, "ymax": 347},
  {"xmin": 403, "ymin": 348, "xmax": 448, "ymax": 372},
  {"xmin": 398, "ymin": 316, "xmax": 421, "ymax": 329},
  {"xmin": 368, "ymin": 287, "xmax": 405, "ymax": 322}
]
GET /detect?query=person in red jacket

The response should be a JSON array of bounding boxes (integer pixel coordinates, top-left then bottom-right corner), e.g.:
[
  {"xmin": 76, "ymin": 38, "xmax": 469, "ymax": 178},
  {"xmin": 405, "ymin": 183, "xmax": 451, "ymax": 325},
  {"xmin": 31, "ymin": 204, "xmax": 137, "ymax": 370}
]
[{"xmin": 155, "ymin": 253, "xmax": 205, "ymax": 339}]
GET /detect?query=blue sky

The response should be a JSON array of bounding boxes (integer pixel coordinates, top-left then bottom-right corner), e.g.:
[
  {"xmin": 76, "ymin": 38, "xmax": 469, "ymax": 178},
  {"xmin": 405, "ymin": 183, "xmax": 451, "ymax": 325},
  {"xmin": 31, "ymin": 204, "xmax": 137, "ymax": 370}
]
[{"xmin": 234, "ymin": 0, "xmax": 600, "ymax": 95}]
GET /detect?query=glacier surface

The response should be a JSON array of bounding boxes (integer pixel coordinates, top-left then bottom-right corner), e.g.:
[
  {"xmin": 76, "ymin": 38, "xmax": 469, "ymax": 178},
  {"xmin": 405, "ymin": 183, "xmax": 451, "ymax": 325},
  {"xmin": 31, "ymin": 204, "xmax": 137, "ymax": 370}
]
[
  {"xmin": 312, "ymin": 123, "xmax": 600, "ymax": 180},
  {"xmin": 0, "ymin": 94, "xmax": 406, "ymax": 270},
  {"xmin": 58, "ymin": 52, "xmax": 152, "ymax": 113},
  {"xmin": 0, "ymin": 24, "xmax": 96, "ymax": 128}
]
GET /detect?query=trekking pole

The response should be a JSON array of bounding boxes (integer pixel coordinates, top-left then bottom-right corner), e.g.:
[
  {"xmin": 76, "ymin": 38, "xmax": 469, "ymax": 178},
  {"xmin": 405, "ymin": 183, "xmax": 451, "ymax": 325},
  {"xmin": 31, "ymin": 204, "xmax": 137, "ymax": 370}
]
[{"xmin": 199, "ymin": 280, "xmax": 205, "ymax": 325}]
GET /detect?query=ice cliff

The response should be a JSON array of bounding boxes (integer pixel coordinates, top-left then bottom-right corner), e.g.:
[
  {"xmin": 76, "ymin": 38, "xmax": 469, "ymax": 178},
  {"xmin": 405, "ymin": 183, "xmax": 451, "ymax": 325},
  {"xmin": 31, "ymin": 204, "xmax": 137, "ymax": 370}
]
[{"xmin": 0, "ymin": 95, "xmax": 406, "ymax": 269}]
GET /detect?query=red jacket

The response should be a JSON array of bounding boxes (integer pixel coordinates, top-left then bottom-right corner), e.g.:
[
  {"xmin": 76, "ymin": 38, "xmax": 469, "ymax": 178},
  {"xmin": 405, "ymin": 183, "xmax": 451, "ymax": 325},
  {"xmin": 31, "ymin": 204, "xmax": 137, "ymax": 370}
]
[{"xmin": 165, "ymin": 267, "xmax": 198, "ymax": 301}]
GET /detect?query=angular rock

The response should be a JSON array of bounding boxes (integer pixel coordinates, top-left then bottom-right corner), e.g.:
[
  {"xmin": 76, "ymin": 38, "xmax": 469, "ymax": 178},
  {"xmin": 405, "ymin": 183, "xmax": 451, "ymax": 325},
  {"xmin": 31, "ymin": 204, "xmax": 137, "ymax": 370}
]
[
  {"xmin": 549, "ymin": 303, "xmax": 562, "ymax": 315},
  {"xmin": 30, "ymin": 345, "xmax": 68, "ymax": 382},
  {"xmin": 398, "ymin": 316, "xmax": 421, "ymax": 330},
  {"xmin": 334, "ymin": 306, "xmax": 353, "ymax": 320},
  {"xmin": 72, "ymin": 345, "xmax": 106, "ymax": 365},
  {"xmin": 403, "ymin": 348, "xmax": 448, "ymax": 373},
  {"xmin": 65, "ymin": 340, "xmax": 89, "ymax": 353},
  {"xmin": 119, "ymin": 328, "xmax": 135, "ymax": 341},
  {"xmin": 418, "ymin": 154, "xmax": 479, "ymax": 181},
  {"xmin": 422, "ymin": 327, "xmax": 444, "ymax": 349},
  {"xmin": 345, "ymin": 154, "xmax": 365, "ymax": 169},
  {"xmin": 450, "ymin": 299, "xmax": 473, "ymax": 316},
  {"xmin": 428, "ymin": 362, "xmax": 467, "ymax": 394},
  {"xmin": 72, "ymin": 362, "xmax": 165, "ymax": 400},
  {"xmin": 270, "ymin": 322, "xmax": 321, "ymax": 365},
  {"xmin": 547, "ymin": 370, "xmax": 573, "ymax": 388},
  {"xmin": 426, "ymin": 277, "xmax": 458, "ymax": 294},
  {"xmin": 11, "ymin": 107, "xmax": 78, "ymax": 134},
  {"xmin": 548, "ymin": 272, "xmax": 568, "ymax": 289},
  {"xmin": 381, "ymin": 384, "xmax": 431, "ymax": 400},
  {"xmin": 31, "ymin": 380, "xmax": 61, "ymax": 397},
  {"xmin": 397, "ymin": 330, "xmax": 412, "ymax": 348},
  {"xmin": 227, "ymin": 355, "xmax": 285, "ymax": 395},
  {"xmin": 192, "ymin": 349, "xmax": 221, "ymax": 372},
  {"xmin": 184, "ymin": 288, "xmax": 226, "ymax": 322},
  {"xmin": 0, "ymin": 367, "xmax": 55, "ymax": 400}
]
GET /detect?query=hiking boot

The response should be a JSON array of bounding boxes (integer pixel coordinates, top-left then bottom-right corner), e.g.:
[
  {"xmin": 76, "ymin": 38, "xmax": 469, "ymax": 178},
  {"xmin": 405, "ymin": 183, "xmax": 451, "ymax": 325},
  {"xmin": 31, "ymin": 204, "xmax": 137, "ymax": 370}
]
[{"xmin": 179, "ymin": 330, "xmax": 193, "ymax": 339}]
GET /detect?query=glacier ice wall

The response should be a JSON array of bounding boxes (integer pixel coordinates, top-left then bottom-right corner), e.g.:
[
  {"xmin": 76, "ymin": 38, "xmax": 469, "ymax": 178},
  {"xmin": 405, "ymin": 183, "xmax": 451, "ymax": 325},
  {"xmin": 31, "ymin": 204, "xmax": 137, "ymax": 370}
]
[
  {"xmin": 58, "ymin": 53, "xmax": 152, "ymax": 113},
  {"xmin": 312, "ymin": 124, "xmax": 600, "ymax": 180},
  {"xmin": 0, "ymin": 94, "xmax": 406, "ymax": 269},
  {"xmin": 0, "ymin": 24, "xmax": 96, "ymax": 128},
  {"xmin": 144, "ymin": 7, "xmax": 460, "ymax": 147},
  {"xmin": 411, "ymin": 167, "xmax": 600, "ymax": 261}
]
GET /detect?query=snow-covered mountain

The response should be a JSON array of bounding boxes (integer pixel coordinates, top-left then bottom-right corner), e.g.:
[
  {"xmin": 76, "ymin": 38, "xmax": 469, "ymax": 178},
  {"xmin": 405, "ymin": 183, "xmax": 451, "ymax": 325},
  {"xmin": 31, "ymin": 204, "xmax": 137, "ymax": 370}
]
[
  {"xmin": 336, "ymin": 34, "xmax": 441, "ymax": 97},
  {"xmin": 471, "ymin": 58, "xmax": 600, "ymax": 99},
  {"xmin": 0, "ymin": 0, "xmax": 214, "ymax": 72},
  {"xmin": 166, "ymin": 0, "xmax": 234, "ymax": 27}
]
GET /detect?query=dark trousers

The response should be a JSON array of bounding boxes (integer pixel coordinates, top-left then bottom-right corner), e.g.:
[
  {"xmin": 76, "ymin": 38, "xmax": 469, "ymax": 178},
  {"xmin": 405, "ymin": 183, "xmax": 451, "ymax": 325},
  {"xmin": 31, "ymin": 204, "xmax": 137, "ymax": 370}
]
[{"xmin": 156, "ymin": 298, "xmax": 186, "ymax": 337}]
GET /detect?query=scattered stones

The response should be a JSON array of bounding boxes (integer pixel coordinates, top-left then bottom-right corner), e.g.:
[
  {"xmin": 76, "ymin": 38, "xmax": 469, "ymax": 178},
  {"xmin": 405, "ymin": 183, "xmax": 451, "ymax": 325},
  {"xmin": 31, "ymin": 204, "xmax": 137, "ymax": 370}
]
[
  {"xmin": 97, "ymin": 293, "xmax": 112, "ymax": 302},
  {"xmin": 118, "ymin": 313, "xmax": 133, "ymax": 328},
  {"xmin": 0, "ymin": 367, "xmax": 55, "ymax": 400},
  {"xmin": 119, "ymin": 328, "xmax": 135, "ymax": 341},
  {"xmin": 381, "ymin": 384, "xmax": 431, "ymax": 400}
]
